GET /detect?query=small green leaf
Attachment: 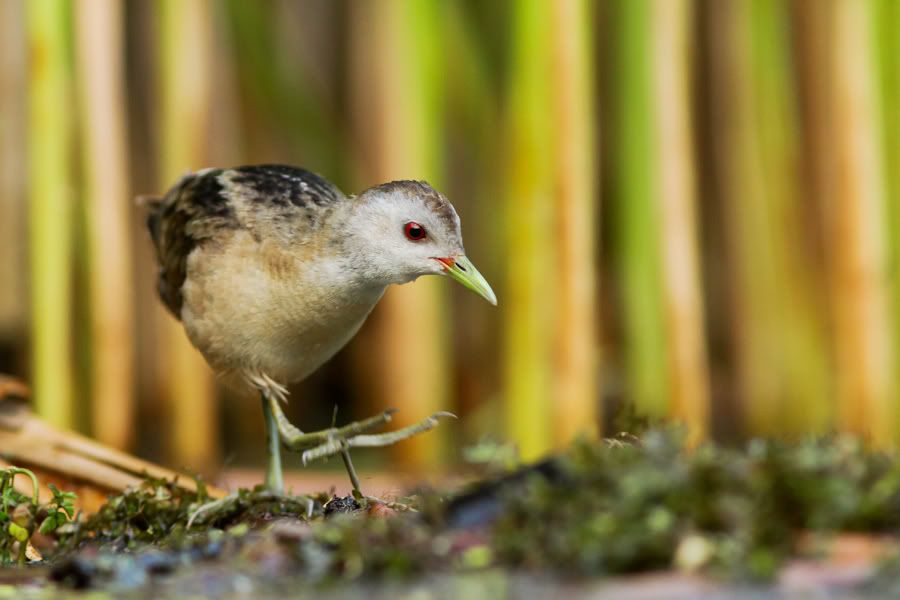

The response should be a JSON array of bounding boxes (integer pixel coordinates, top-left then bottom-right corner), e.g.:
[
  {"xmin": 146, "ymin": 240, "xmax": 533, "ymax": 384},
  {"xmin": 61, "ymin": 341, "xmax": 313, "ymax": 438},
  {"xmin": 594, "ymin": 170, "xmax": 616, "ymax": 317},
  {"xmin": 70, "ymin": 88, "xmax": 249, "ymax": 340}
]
[
  {"xmin": 7, "ymin": 522, "xmax": 28, "ymax": 543},
  {"xmin": 39, "ymin": 516, "xmax": 56, "ymax": 535},
  {"xmin": 226, "ymin": 523, "xmax": 249, "ymax": 537},
  {"xmin": 460, "ymin": 545, "xmax": 493, "ymax": 569}
]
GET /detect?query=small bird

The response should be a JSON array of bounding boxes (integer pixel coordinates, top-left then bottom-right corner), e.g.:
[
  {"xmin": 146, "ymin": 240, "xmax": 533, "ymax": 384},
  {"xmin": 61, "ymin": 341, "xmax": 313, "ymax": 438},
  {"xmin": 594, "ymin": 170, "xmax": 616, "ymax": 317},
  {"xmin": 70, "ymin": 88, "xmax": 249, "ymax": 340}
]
[{"xmin": 145, "ymin": 165, "xmax": 496, "ymax": 494}]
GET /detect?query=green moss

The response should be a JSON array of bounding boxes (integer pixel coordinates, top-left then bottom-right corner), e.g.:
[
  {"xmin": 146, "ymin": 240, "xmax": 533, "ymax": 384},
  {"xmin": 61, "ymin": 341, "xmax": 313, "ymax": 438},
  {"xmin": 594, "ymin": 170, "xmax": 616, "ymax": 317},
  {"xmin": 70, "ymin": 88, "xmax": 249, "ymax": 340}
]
[
  {"xmin": 489, "ymin": 431, "xmax": 900, "ymax": 578},
  {"xmin": 21, "ymin": 429, "xmax": 900, "ymax": 590}
]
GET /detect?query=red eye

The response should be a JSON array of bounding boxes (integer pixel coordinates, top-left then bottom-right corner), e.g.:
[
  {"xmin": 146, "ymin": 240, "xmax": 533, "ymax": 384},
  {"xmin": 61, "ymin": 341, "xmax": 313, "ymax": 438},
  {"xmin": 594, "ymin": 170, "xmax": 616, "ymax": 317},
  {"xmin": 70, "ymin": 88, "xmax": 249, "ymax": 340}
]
[{"xmin": 404, "ymin": 222, "xmax": 427, "ymax": 241}]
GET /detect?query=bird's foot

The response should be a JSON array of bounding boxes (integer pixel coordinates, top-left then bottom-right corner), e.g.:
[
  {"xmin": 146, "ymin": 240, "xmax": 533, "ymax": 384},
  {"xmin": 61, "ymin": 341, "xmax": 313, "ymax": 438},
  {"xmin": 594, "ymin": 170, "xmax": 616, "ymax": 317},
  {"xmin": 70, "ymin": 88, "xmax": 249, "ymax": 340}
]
[
  {"xmin": 267, "ymin": 396, "xmax": 455, "ymax": 496},
  {"xmin": 296, "ymin": 410, "xmax": 456, "ymax": 465}
]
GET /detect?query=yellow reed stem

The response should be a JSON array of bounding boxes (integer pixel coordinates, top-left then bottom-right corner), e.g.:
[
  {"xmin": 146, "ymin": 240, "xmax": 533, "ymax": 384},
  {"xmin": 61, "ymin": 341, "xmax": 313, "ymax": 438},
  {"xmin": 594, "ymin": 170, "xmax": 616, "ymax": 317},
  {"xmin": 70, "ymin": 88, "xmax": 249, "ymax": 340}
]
[
  {"xmin": 0, "ymin": 0, "xmax": 28, "ymax": 337},
  {"xmin": 708, "ymin": 0, "xmax": 830, "ymax": 435},
  {"xmin": 651, "ymin": 0, "xmax": 709, "ymax": 444},
  {"xmin": 348, "ymin": 0, "xmax": 449, "ymax": 468},
  {"xmin": 75, "ymin": 0, "xmax": 135, "ymax": 450},
  {"xmin": 158, "ymin": 0, "xmax": 219, "ymax": 472},
  {"xmin": 828, "ymin": 0, "xmax": 894, "ymax": 445},
  {"xmin": 550, "ymin": 0, "xmax": 599, "ymax": 445}
]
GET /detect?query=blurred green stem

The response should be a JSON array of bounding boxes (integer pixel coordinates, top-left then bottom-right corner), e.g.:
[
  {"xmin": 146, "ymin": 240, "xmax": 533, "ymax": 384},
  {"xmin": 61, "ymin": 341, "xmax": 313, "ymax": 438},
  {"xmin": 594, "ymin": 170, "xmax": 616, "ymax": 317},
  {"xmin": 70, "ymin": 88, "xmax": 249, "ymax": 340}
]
[
  {"xmin": 27, "ymin": 0, "xmax": 74, "ymax": 429},
  {"xmin": 877, "ymin": 1, "xmax": 900, "ymax": 406},
  {"xmin": 613, "ymin": 0, "xmax": 669, "ymax": 418},
  {"xmin": 503, "ymin": 0, "xmax": 555, "ymax": 460}
]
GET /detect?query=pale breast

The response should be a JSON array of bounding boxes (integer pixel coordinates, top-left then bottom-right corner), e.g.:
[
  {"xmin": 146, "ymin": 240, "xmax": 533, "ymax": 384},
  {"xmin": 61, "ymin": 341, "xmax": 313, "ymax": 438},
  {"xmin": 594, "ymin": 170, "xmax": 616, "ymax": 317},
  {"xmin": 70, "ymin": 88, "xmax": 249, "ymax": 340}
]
[{"xmin": 178, "ymin": 230, "xmax": 384, "ymax": 392}]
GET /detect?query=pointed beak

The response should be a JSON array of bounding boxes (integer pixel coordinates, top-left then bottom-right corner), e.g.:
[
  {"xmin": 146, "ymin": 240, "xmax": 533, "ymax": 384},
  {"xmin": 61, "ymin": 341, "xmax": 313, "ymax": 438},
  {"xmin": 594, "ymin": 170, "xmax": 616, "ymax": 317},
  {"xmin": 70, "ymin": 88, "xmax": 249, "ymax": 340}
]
[{"xmin": 435, "ymin": 256, "xmax": 497, "ymax": 306}]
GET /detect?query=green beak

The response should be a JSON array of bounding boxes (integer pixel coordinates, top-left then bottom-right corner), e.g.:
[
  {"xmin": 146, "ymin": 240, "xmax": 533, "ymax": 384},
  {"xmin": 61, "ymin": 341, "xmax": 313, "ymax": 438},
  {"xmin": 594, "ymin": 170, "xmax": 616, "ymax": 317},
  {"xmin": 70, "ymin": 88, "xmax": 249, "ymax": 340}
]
[{"xmin": 437, "ymin": 256, "xmax": 497, "ymax": 306}]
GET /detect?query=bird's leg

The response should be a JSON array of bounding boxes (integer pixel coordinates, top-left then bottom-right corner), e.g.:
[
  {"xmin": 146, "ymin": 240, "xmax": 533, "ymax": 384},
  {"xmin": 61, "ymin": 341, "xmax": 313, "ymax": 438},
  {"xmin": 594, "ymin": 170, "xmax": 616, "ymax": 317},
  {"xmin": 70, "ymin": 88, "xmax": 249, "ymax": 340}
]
[
  {"xmin": 260, "ymin": 391, "xmax": 284, "ymax": 494},
  {"xmin": 249, "ymin": 372, "xmax": 454, "ymax": 494},
  {"xmin": 338, "ymin": 443, "xmax": 363, "ymax": 496},
  {"xmin": 265, "ymin": 397, "xmax": 385, "ymax": 496},
  {"xmin": 266, "ymin": 395, "xmax": 455, "ymax": 490},
  {"xmin": 183, "ymin": 386, "xmax": 294, "ymax": 529}
]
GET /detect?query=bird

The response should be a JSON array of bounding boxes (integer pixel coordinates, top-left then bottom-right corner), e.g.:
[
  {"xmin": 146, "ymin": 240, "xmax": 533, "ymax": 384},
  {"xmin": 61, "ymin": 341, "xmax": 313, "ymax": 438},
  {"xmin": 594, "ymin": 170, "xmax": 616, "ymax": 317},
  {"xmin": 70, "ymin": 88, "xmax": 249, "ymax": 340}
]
[{"xmin": 144, "ymin": 164, "xmax": 496, "ymax": 494}]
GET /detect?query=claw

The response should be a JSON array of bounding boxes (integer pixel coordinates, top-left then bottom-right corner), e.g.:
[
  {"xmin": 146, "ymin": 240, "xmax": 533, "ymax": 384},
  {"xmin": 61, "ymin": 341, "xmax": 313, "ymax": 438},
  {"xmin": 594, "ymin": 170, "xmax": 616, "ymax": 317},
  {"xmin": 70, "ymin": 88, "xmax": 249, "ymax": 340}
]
[{"xmin": 248, "ymin": 372, "xmax": 290, "ymax": 404}]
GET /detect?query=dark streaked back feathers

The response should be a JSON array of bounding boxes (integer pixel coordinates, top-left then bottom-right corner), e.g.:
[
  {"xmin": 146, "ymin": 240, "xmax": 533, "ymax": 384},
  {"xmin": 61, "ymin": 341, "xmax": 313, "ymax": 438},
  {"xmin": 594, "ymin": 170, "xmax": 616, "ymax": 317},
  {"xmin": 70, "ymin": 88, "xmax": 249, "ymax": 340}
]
[{"xmin": 227, "ymin": 164, "xmax": 342, "ymax": 209}]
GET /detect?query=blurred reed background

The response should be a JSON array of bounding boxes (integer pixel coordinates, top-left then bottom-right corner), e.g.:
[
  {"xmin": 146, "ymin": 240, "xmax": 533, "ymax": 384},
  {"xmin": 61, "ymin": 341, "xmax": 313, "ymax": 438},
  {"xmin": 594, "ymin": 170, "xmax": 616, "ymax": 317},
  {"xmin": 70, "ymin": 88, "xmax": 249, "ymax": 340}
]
[{"xmin": 1, "ymin": 0, "xmax": 898, "ymax": 475}]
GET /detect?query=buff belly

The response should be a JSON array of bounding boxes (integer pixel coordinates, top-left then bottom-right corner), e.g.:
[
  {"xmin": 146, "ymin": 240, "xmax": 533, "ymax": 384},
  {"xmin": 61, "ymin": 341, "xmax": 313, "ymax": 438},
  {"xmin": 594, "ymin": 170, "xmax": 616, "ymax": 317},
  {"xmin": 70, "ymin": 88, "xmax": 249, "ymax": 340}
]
[{"xmin": 178, "ymin": 235, "xmax": 384, "ymax": 394}]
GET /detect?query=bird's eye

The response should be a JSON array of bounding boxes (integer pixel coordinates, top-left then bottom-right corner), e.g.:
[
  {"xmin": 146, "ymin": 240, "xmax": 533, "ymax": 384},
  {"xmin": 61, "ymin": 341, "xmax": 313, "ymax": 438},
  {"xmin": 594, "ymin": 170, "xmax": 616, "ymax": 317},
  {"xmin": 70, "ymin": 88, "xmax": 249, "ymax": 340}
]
[{"xmin": 404, "ymin": 222, "xmax": 427, "ymax": 241}]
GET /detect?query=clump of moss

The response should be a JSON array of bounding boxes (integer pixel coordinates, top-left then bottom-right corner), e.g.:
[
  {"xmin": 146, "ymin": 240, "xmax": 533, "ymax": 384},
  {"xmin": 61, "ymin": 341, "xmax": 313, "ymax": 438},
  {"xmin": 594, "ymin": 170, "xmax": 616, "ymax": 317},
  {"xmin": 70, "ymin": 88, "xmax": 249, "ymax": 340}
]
[
  {"xmin": 31, "ymin": 428, "xmax": 900, "ymax": 590},
  {"xmin": 489, "ymin": 430, "xmax": 900, "ymax": 579},
  {"xmin": 54, "ymin": 477, "xmax": 210, "ymax": 552},
  {"xmin": 294, "ymin": 428, "xmax": 900, "ymax": 582},
  {"xmin": 54, "ymin": 478, "xmax": 331, "ymax": 554}
]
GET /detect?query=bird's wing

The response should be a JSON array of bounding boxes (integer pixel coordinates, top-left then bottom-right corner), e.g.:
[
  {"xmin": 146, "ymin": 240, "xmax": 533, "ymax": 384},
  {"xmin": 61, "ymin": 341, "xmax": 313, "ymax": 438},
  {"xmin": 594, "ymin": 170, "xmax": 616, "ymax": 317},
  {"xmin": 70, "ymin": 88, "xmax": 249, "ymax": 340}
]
[
  {"xmin": 144, "ymin": 165, "xmax": 347, "ymax": 318},
  {"xmin": 224, "ymin": 164, "xmax": 344, "ymax": 209},
  {"xmin": 144, "ymin": 168, "xmax": 237, "ymax": 318}
]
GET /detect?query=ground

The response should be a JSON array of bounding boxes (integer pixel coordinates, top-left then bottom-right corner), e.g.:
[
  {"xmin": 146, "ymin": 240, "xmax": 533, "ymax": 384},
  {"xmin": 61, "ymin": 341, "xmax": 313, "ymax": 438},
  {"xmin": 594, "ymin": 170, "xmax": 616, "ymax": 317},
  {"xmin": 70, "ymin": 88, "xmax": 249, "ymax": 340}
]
[{"xmin": 4, "ymin": 429, "xmax": 900, "ymax": 598}]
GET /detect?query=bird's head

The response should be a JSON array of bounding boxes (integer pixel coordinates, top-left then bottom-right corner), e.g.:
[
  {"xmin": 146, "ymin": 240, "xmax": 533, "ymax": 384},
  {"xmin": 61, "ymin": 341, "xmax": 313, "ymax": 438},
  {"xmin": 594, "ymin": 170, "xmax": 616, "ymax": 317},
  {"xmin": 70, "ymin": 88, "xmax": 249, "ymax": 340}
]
[{"xmin": 347, "ymin": 180, "xmax": 497, "ymax": 305}]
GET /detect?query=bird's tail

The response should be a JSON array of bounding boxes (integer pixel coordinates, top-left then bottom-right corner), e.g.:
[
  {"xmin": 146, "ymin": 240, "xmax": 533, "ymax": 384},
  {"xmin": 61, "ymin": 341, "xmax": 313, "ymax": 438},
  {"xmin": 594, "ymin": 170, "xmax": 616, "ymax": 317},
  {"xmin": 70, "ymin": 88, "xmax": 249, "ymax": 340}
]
[{"xmin": 136, "ymin": 194, "xmax": 164, "ymax": 251}]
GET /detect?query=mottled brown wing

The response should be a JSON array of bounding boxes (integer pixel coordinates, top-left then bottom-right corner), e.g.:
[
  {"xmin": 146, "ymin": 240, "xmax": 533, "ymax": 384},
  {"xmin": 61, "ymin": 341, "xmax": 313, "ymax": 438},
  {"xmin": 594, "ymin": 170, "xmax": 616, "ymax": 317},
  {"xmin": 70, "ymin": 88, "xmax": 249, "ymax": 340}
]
[
  {"xmin": 145, "ymin": 165, "xmax": 345, "ymax": 318},
  {"xmin": 145, "ymin": 169, "xmax": 237, "ymax": 318}
]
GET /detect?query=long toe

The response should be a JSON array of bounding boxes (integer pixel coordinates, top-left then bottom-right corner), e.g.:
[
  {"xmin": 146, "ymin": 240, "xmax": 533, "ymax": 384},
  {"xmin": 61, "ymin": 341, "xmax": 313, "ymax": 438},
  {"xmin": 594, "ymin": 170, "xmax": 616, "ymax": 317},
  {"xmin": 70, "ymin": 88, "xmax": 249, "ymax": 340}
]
[{"xmin": 299, "ymin": 411, "xmax": 457, "ymax": 465}]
